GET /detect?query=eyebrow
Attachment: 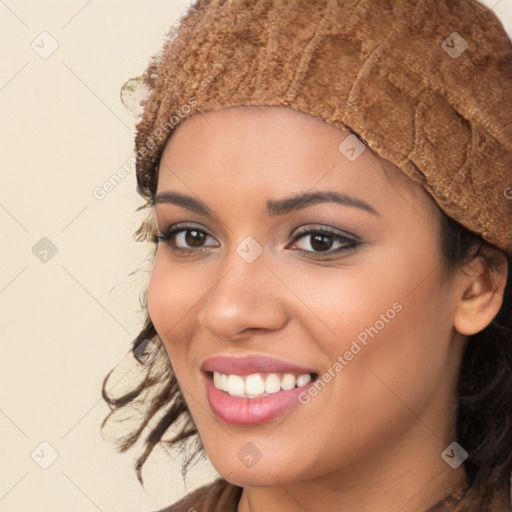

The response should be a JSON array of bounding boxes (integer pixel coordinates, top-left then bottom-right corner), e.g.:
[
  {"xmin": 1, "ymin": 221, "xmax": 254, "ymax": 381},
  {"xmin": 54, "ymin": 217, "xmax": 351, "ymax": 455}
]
[{"xmin": 153, "ymin": 190, "xmax": 380, "ymax": 217}]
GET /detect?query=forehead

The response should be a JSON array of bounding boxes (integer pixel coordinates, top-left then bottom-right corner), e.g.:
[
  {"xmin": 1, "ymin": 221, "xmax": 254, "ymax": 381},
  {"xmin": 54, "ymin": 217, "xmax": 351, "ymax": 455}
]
[{"xmin": 157, "ymin": 106, "xmax": 438, "ymax": 220}]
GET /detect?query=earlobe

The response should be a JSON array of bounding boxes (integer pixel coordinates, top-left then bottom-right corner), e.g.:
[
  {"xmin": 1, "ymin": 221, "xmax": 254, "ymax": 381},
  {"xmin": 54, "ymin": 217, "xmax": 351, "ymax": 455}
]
[{"xmin": 453, "ymin": 253, "xmax": 508, "ymax": 336}]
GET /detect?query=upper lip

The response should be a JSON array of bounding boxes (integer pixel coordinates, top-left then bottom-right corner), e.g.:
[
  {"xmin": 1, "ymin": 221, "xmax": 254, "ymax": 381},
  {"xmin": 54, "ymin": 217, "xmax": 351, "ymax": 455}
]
[{"xmin": 201, "ymin": 354, "xmax": 318, "ymax": 376}]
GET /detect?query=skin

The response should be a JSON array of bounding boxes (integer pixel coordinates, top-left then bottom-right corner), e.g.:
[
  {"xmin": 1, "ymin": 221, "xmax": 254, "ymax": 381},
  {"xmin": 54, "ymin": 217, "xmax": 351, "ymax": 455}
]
[{"xmin": 146, "ymin": 106, "xmax": 506, "ymax": 512}]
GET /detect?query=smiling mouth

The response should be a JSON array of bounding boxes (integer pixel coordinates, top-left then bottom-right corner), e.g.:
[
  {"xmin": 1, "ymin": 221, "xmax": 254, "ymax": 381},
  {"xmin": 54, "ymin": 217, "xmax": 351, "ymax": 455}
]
[
  {"xmin": 203, "ymin": 369, "xmax": 320, "ymax": 426},
  {"xmin": 206, "ymin": 370, "xmax": 319, "ymax": 398}
]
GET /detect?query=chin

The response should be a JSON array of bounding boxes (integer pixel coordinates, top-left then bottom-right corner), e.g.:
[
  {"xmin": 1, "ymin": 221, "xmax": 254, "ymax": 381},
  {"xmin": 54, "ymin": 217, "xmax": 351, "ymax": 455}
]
[
  {"xmin": 219, "ymin": 465, "xmax": 293, "ymax": 488},
  {"xmin": 205, "ymin": 446, "xmax": 307, "ymax": 488}
]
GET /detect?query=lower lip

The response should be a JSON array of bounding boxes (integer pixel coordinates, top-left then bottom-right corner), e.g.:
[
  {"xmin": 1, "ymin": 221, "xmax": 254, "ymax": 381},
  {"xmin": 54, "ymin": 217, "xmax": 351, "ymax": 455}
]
[{"xmin": 204, "ymin": 373, "xmax": 316, "ymax": 426}]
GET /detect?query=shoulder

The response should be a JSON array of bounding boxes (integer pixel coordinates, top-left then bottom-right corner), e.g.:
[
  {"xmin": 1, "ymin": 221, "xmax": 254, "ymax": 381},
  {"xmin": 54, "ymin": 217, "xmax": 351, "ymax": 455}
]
[{"xmin": 153, "ymin": 477, "xmax": 243, "ymax": 512}]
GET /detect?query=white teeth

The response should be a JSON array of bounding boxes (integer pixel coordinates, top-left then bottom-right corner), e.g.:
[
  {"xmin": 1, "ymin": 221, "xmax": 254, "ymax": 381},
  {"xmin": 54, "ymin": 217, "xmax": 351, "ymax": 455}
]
[
  {"xmin": 212, "ymin": 371, "xmax": 314, "ymax": 397},
  {"xmin": 281, "ymin": 373, "xmax": 296, "ymax": 391},
  {"xmin": 264, "ymin": 373, "xmax": 281, "ymax": 394},
  {"xmin": 220, "ymin": 373, "xmax": 229, "ymax": 392},
  {"xmin": 226, "ymin": 375, "xmax": 245, "ymax": 396},
  {"xmin": 245, "ymin": 374, "xmax": 265, "ymax": 395},
  {"xmin": 296, "ymin": 373, "xmax": 312, "ymax": 387},
  {"xmin": 213, "ymin": 371, "xmax": 221, "ymax": 389}
]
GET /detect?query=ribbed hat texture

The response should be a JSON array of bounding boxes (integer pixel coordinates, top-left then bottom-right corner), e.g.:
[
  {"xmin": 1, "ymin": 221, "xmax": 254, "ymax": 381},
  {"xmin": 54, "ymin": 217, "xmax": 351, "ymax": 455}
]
[{"xmin": 134, "ymin": 0, "xmax": 512, "ymax": 255}]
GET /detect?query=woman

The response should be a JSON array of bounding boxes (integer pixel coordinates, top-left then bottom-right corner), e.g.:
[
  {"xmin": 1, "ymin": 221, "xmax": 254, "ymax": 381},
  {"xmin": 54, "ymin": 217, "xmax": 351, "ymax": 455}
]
[{"xmin": 102, "ymin": 0, "xmax": 512, "ymax": 510}]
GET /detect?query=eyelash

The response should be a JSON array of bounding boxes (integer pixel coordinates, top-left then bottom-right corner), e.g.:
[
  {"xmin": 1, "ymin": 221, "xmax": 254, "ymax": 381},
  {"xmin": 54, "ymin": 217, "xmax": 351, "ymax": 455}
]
[{"xmin": 153, "ymin": 223, "xmax": 360, "ymax": 258}]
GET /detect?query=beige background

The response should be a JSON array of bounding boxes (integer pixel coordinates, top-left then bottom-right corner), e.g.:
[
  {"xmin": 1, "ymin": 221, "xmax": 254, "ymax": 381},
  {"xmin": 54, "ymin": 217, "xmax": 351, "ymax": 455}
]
[{"xmin": 0, "ymin": 1, "xmax": 511, "ymax": 511}]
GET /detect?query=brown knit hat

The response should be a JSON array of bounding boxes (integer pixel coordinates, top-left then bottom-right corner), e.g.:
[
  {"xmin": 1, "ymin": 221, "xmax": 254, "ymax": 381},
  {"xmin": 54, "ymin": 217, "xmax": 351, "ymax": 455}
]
[{"xmin": 133, "ymin": 0, "xmax": 512, "ymax": 256}]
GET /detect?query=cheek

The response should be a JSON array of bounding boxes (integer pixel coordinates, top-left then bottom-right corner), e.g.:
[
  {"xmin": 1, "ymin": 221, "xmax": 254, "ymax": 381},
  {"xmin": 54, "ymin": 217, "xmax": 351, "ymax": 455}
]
[
  {"xmin": 328, "ymin": 267, "xmax": 453, "ymax": 414},
  {"xmin": 277, "ymin": 261, "xmax": 402, "ymax": 351},
  {"xmin": 146, "ymin": 252, "xmax": 204, "ymax": 356},
  {"xmin": 292, "ymin": 252, "xmax": 452, "ymax": 402}
]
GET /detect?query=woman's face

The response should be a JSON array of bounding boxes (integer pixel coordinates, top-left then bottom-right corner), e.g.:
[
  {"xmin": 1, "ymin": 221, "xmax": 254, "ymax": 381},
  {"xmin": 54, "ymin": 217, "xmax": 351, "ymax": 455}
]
[{"xmin": 147, "ymin": 106, "xmax": 466, "ymax": 490}]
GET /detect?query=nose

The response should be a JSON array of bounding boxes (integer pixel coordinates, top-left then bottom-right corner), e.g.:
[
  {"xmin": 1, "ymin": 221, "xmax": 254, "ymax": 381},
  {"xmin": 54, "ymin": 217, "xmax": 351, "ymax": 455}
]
[{"xmin": 197, "ymin": 250, "xmax": 288, "ymax": 341}]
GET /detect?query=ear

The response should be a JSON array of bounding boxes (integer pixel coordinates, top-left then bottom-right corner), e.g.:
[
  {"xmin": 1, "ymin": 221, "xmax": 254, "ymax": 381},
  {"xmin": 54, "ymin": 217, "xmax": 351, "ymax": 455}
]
[{"xmin": 453, "ymin": 248, "xmax": 508, "ymax": 336}]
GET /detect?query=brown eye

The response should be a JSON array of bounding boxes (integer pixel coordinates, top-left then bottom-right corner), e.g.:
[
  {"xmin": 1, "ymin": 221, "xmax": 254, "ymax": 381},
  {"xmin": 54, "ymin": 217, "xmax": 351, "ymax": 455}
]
[
  {"xmin": 309, "ymin": 233, "xmax": 335, "ymax": 252},
  {"xmin": 184, "ymin": 229, "xmax": 207, "ymax": 247},
  {"xmin": 155, "ymin": 224, "xmax": 219, "ymax": 252},
  {"xmin": 289, "ymin": 227, "xmax": 360, "ymax": 256}
]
